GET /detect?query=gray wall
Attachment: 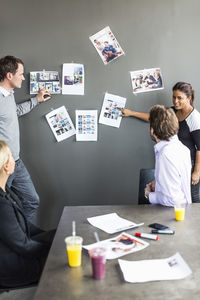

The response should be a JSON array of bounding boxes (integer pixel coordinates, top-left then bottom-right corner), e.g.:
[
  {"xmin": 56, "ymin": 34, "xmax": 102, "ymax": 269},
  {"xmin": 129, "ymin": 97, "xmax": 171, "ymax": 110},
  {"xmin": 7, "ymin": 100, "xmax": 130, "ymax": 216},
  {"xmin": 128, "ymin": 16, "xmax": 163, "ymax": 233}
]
[{"xmin": 1, "ymin": 0, "xmax": 200, "ymax": 229}]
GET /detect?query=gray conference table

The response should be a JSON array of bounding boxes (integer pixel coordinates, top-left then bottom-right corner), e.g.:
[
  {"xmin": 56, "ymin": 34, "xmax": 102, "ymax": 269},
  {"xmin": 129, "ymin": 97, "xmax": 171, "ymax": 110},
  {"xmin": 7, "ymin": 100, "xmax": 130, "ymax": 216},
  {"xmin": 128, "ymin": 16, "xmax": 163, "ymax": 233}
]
[{"xmin": 33, "ymin": 204, "xmax": 200, "ymax": 300}]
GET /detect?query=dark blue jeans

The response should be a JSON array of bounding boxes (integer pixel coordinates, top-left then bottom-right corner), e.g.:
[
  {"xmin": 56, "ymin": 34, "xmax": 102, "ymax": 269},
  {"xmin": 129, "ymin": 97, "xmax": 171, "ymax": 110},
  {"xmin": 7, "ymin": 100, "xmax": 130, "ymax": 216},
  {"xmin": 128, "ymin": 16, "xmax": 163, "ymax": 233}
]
[{"xmin": 7, "ymin": 159, "xmax": 40, "ymax": 224}]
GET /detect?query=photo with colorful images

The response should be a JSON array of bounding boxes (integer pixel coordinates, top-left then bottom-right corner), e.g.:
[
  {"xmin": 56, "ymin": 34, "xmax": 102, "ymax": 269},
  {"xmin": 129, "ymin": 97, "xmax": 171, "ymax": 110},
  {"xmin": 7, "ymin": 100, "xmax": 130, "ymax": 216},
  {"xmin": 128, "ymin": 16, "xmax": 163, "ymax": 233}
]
[
  {"xmin": 46, "ymin": 106, "xmax": 75, "ymax": 142},
  {"xmin": 76, "ymin": 110, "xmax": 98, "ymax": 141},
  {"xmin": 62, "ymin": 63, "xmax": 84, "ymax": 95},
  {"xmin": 90, "ymin": 26, "xmax": 124, "ymax": 65},
  {"xmin": 64, "ymin": 66, "xmax": 83, "ymax": 86},
  {"xmin": 83, "ymin": 232, "xmax": 149, "ymax": 260},
  {"xmin": 130, "ymin": 67, "xmax": 164, "ymax": 94},
  {"xmin": 77, "ymin": 114, "xmax": 95, "ymax": 135},
  {"xmin": 99, "ymin": 93, "xmax": 126, "ymax": 128},
  {"xmin": 30, "ymin": 71, "xmax": 61, "ymax": 94}
]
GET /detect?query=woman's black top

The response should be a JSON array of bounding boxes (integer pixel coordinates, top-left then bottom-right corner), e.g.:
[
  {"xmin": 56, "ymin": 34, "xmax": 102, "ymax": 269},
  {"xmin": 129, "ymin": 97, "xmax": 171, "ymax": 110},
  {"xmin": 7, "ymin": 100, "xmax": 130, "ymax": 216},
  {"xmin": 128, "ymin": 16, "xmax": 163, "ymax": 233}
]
[{"xmin": 172, "ymin": 107, "xmax": 200, "ymax": 163}]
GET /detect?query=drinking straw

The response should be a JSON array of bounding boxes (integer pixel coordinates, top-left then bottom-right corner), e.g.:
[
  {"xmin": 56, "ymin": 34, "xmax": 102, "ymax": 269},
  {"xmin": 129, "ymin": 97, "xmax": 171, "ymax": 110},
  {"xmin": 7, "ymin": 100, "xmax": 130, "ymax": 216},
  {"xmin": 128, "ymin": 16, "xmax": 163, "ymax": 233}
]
[
  {"xmin": 94, "ymin": 231, "xmax": 100, "ymax": 243},
  {"xmin": 72, "ymin": 220, "xmax": 76, "ymax": 237}
]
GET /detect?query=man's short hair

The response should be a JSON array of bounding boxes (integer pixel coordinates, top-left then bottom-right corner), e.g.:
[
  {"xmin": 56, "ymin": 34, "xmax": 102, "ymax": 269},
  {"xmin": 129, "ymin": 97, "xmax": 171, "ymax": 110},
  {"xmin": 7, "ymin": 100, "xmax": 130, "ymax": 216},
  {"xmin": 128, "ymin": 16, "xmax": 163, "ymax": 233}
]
[
  {"xmin": 149, "ymin": 105, "xmax": 179, "ymax": 141},
  {"xmin": 0, "ymin": 55, "xmax": 24, "ymax": 82}
]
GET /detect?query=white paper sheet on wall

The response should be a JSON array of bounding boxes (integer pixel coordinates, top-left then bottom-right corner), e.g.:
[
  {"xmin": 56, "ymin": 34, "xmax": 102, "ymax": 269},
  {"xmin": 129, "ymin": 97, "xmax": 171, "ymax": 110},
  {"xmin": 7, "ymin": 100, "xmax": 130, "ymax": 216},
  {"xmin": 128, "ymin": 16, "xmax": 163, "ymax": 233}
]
[
  {"xmin": 76, "ymin": 110, "xmax": 98, "ymax": 141},
  {"xmin": 30, "ymin": 71, "xmax": 61, "ymax": 94},
  {"xmin": 130, "ymin": 67, "xmax": 164, "ymax": 94},
  {"xmin": 62, "ymin": 63, "xmax": 84, "ymax": 95},
  {"xmin": 89, "ymin": 26, "xmax": 125, "ymax": 65},
  {"xmin": 99, "ymin": 92, "xmax": 126, "ymax": 128},
  {"xmin": 46, "ymin": 106, "xmax": 75, "ymax": 142}
]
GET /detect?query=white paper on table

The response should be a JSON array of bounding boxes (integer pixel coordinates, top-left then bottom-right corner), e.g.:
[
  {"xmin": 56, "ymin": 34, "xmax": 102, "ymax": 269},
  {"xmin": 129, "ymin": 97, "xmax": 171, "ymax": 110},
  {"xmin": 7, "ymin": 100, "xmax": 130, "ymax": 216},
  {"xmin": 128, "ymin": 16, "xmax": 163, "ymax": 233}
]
[
  {"xmin": 45, "ymin": 106, "xmax": 75, "ymax": 142},
  {"xmin": 76, "ymin": 110, "xmax": 98, "ymax": 141},
  {"xmin": 99, "ymin": 93, "xmax": 126, "ymax": 128},
  {"xmin": 87, "ymin": 213, "xmax": 144, "ymax": 234},
  {"xmin": 83, "ymin": 232, "xmax": 149, "ymax": 260},
  {"xmin": 118, "ymin": 252, "xmax": 192, "ymax": 283},
  {"xmin": 62, "ymin": 63, "xmax": 84, "ymax": 95}
]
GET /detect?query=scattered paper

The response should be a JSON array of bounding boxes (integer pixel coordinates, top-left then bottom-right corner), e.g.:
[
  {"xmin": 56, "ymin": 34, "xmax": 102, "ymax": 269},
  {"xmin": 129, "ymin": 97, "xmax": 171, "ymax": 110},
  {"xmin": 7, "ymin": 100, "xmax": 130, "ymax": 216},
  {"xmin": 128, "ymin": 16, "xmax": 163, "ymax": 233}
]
[
  {"xmin": 118, "ymin": 252, "xmax": 192, "ymax": 283},
  {"xmin": 62, "ymin": 63, "xmax": 84, "ymax": 95},
  {"xmin": 87, "ymin": 213, "xmax": 143, "ymax": 234},
  {"xmin": 83, "ymin": 232, "xmax": 149, "ymax": 260},
  {"xmin": 130, "ymin": 67, "xmax": 164, "ymax": 94},
  {"xmin": 46, "ymin": 106, "xmax": 75, "ymax": 142},
  {"xmin": 30, "ymin": 71, "xmax": 61, "ymax": 94},
  {"xmin": 90, "ymin": 26, "xmax": 124, "ymax": 65},
  {"xmin": 99, "ymin": 93, "xmax": 126, "ymax": 128},
  {"xmin": 76, "ymin": 110, "xmax": 98, "ymax": 141}
]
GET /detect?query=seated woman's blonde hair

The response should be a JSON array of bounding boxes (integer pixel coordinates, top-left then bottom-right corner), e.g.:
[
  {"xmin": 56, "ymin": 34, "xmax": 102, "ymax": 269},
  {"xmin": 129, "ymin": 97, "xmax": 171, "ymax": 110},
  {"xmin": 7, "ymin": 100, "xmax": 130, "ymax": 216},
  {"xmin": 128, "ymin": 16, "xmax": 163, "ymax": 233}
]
[{"xmin": 0, "ymin": 141, "xmax": 10, "ymax": 172}]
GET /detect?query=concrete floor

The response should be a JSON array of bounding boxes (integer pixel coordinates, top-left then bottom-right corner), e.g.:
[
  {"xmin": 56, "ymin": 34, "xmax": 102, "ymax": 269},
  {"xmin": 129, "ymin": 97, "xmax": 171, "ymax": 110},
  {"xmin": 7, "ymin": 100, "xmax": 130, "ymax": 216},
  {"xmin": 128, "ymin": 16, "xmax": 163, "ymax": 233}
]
[{"xmin": 0, "ymin": 286, "xmax": 37, "ymax": 300}]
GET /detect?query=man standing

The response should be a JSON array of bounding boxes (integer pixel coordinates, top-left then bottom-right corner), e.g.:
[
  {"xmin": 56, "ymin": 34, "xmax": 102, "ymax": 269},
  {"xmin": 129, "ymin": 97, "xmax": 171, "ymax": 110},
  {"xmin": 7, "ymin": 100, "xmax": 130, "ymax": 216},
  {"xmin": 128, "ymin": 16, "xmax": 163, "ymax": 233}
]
[
  {"xmin": 144, "ymin": 105, "xmax": 192, "ymax": 206},
  {"xmin": 0, "ymin": 55, "xmax": 51, "ymax": 224}
]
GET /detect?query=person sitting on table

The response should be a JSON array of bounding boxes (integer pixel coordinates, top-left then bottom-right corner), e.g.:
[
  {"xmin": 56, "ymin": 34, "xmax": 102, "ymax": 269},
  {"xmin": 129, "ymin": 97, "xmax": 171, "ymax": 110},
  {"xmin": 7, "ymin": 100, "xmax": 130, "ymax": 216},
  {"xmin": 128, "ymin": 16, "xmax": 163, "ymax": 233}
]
[
  {"xmin": 144, "ymin": 105, "xmax": 192, "ymax": 206},
  {"xmin": 0, "ymin": 141, "xmax": 55, "ymax": 288}
]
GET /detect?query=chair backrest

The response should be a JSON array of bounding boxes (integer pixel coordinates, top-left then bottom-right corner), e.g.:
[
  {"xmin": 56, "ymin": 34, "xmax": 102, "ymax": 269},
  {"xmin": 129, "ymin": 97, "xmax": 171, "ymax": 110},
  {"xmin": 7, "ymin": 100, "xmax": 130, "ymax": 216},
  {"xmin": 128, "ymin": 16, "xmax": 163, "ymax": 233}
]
[{"xmin": 138, "ymin": 168, "xmax": 155, "ymax": 204}]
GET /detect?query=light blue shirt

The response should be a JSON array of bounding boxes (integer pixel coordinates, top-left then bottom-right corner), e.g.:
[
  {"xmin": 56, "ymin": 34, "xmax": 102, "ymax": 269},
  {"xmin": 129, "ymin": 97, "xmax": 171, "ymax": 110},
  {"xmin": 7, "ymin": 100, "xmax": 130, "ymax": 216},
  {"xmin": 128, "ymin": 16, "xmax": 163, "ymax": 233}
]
[
  {"xmin": 149, "ymin": 135, "xmax": 192, "ymax": 206},
  {"xmin": 0, "ymin": 86, "xmax": 38, "ymax": 160}
]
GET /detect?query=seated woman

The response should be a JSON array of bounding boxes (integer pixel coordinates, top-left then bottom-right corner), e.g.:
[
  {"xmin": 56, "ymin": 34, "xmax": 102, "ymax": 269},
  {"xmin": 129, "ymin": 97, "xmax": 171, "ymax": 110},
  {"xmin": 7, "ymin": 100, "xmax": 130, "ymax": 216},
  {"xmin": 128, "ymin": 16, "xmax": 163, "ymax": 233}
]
[{"xmin": 0, "ymin": 141, "xmax": 55, "ymax": 288}]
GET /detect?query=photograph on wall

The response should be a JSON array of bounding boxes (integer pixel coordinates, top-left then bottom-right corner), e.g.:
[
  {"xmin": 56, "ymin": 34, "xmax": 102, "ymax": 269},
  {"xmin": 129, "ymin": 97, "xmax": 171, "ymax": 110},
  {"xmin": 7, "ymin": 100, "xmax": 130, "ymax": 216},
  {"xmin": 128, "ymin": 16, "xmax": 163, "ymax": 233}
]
[
  {"xmin": 62, "ymin": 63, "xmax": 84, "ymax": 95},
  {"xmin": 76, "ymin": 110, "xmax": 98, "ymax": 141},
  {"xmin": 130, "ymin": 67, "xmax": 164, "ymax": 94},
  {"xmin": 30, "ymin": 71, "xmax": 61, "ymax": 94},
  {"xmin": 46, "ymin": 106, "xmax": 75, "ymax": 142},
  {"xmin": 99, "ymin": 92, "xmax": 126, "ymax": 128},
  {"xmin": 89, "ymin": 26, "xmax": 125, "ymax": 65}
]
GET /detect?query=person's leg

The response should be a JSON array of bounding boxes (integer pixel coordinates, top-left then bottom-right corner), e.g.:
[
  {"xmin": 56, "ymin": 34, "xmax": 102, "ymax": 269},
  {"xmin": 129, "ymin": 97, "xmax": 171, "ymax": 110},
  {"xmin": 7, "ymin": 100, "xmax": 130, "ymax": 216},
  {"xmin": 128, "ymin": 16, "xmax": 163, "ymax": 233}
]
[
  {"xmin": 7, "ymin": 159, "xmax": 40, "ymax": 224},
  {"xmin": 0, "ymin": 253, "xmax": 46, "ymax": 288}
]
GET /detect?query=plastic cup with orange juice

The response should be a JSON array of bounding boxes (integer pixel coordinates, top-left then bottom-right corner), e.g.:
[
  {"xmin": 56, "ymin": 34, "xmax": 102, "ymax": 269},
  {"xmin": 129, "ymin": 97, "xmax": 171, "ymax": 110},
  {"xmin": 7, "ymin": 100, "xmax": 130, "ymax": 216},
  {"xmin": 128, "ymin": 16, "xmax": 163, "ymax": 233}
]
[
  {"xmin": 174, "ymin": 201, "xmax": 186, "ymax": 221},
  {"xmin": 65, "ymin": 236, "xmax": 83, "ymax": 267}
]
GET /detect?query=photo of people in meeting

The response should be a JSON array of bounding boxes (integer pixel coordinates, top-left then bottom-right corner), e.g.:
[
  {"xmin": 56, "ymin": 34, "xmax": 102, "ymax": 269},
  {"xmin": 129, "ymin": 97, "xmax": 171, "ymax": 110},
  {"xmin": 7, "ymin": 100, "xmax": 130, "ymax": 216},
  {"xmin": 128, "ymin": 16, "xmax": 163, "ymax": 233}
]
[
  {"xmin": 130, "ymin": 67, "xmax": 164, "ymax": 94},
  {"xmin": 90, "ymin": 26, "xmax": 124, "ymax": 65}
]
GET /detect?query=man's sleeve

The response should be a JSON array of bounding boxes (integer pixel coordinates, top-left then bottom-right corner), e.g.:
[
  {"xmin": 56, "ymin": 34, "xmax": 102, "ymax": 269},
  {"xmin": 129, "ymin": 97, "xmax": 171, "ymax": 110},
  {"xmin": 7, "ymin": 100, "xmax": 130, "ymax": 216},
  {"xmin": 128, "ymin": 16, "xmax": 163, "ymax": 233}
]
[{"xmin": 16, "ymin": 97, "xmax": 39, "ymax": 117}]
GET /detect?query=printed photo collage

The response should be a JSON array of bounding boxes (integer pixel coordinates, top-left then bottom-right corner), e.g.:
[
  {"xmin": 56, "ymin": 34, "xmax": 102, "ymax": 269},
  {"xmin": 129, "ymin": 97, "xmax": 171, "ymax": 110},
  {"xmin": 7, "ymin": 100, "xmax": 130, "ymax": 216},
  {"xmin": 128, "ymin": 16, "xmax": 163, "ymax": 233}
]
[
  {"xmin": 30, "ymin": 71, "xmax": 61, "ymax": 94},
  {"xmin": 43, "ymin": 26, "xmax": 164, "ymax": 142},
  {"xmin": 77, "ymin": 114, "xmax": 95, "ymax": 135}
]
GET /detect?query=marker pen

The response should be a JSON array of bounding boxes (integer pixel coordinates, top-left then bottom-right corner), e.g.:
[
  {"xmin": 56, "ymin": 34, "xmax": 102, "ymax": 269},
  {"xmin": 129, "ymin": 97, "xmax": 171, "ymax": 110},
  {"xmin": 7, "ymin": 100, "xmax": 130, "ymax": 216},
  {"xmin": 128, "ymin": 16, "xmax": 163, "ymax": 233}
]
[
  {"xmin": 151, "ymin": 229, "xmax": 175, "ymax": 235},
  {"xmin": 135, "ymin": 232, "xmax": 159, "ymax": 241}
]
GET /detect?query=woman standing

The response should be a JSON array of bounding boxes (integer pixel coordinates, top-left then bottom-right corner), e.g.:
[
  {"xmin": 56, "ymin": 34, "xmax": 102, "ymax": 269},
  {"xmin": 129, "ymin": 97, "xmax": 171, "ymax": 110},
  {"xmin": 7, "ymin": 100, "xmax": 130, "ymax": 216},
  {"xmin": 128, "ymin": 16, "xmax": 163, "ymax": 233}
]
[{"xmin": 120, "ymin": 82, "xmax": 200, "ymax": 203}]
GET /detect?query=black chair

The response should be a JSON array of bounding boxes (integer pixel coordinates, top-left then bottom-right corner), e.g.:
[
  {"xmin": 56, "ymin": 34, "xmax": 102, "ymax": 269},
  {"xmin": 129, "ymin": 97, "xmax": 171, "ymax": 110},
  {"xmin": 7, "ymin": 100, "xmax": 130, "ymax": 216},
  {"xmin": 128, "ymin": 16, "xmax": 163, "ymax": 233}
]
[{"xmin": 138, "ymin": 168, "xmax": 155, "ymax": 204}]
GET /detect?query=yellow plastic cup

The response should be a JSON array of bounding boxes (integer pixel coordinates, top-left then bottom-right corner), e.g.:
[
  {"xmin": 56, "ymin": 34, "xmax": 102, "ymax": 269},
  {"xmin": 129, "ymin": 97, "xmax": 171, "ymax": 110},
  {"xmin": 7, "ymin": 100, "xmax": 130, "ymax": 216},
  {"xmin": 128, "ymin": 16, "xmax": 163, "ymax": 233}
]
[
  {"xmin": 64, "ymin": 236, "xmax": 83, "ymax": 267},
  {"xmin": 174, "ymin": 202, "xmax": 186, "ymax": 221}
]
